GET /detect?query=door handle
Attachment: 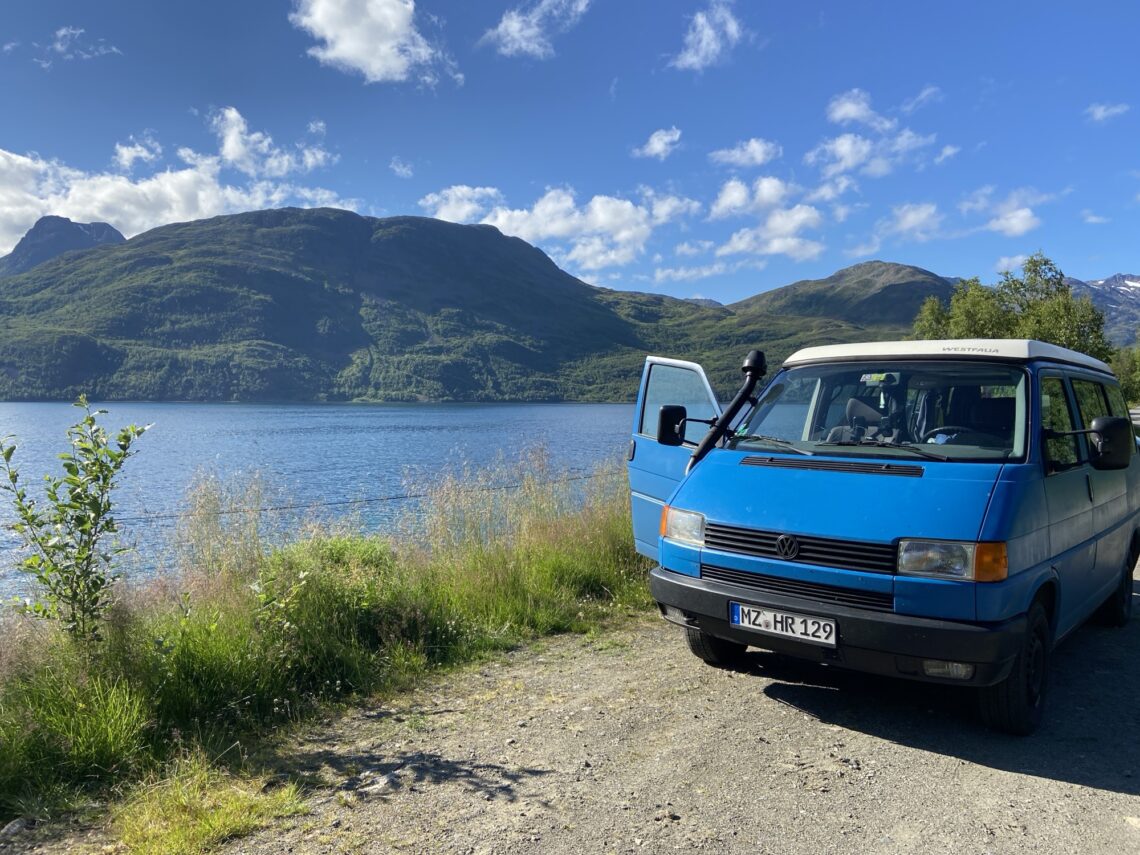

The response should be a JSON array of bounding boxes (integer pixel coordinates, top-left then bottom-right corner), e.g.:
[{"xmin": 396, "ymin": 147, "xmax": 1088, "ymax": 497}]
[{"xmin": 1087, "ymin": 472, "xmax": 1095, "ymax": 503}]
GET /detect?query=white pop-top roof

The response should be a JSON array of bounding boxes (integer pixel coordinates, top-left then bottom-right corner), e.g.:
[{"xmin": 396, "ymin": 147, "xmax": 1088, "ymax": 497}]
[{"xmin": 783, "ymin": 339, "xmax": 1113, "ymax": 374}]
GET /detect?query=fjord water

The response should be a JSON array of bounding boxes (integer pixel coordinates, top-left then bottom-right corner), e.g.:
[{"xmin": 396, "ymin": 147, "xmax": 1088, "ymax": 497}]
[{"xmin": 0, "ymin": 402, "xmax": 633, "ymax": 594}]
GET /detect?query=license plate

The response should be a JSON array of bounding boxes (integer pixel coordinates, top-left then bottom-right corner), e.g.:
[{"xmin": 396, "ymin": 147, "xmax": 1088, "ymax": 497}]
[{"xmin": 729, "ymin": 602, "xmax": 837, "ymax": 648}]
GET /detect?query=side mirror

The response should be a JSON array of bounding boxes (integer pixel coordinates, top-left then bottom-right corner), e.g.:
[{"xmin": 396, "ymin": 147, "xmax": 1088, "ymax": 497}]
[
  {"xmin": 657, "ymin": 405, "xmax": 687, "ymax": 447},
  {"xmin": 1089, "ymin": 416, "xmax": 1134, "ymax": 470}
]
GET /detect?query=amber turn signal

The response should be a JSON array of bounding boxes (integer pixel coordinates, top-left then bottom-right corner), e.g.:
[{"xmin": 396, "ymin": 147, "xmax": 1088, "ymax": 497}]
[{"xmin": 974, "ymin": 542, "xmax": 1008, "ymax": 582}]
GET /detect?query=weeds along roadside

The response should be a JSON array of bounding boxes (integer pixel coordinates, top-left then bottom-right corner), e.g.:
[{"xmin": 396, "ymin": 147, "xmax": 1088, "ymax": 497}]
[{"xmin": 0, "ymin": 447, "xmax": 652, "ymax": 832}]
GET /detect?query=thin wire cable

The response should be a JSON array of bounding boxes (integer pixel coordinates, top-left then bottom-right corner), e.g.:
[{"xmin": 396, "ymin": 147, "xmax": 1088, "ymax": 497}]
[{"xmin": 114, "ymin": 471, "xmax": 608, "ymax": 526}]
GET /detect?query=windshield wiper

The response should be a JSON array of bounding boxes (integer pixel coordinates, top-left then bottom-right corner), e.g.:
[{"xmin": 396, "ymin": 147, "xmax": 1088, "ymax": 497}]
[
  {"xmin": 814, "ymin": 439, "xmax": 950, "ymax": 462},
  {"xmin": 731, "ymin": 434, "xmax": 815, "ymax": 456}
]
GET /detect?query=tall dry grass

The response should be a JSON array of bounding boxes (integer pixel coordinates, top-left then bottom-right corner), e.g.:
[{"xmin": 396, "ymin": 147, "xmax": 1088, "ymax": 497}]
[{"xmin": 0, "ymin": 448, "xmax": 649, "ymax": 822}]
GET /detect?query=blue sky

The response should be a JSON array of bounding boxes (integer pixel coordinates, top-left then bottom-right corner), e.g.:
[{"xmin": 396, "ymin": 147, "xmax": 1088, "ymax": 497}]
[{"xmin": 1, "ymin": 1, "xmax": 1136, "ymax": 303}]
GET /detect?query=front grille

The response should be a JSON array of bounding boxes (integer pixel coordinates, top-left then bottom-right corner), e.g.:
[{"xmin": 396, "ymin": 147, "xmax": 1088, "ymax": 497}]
[
  {"xmin": 704, "ymin": 522, "xmax": 897, "ymax": 574},
  {"xmin": 702, "ymin": 563, "xmax": 895, "ymax": 612},
  {"xmin": 741, "ymin": 456, "xmax": 924, "ymax": 477}
]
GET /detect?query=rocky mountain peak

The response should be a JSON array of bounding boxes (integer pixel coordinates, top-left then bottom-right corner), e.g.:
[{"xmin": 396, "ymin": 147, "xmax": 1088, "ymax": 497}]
[{"xmin": 0, "ymin": 215, "xmax": 126, "ymax": 276}]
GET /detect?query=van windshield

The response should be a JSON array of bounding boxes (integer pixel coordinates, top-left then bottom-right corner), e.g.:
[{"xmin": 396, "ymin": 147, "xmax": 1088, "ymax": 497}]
[{"xmin": 729, "ymin": 360, "xmax": 1028, "ymax": 461}]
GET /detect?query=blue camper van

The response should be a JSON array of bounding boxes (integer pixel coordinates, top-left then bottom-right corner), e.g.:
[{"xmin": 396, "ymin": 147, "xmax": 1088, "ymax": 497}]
[{"xmin": 628, "ymin": 340, "xmax": 1139, "ymax": 734}]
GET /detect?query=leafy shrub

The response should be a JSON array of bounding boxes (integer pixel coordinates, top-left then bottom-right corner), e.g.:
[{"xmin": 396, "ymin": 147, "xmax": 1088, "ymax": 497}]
[{"xmin": 0, "ymin": 397, "xmax": 148, "ymax": 644}]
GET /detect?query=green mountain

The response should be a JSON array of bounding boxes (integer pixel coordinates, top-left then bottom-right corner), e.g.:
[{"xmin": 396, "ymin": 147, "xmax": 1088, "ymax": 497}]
[
  {"xmin": 731, "ymin": 260, "xmax": 954, "ymax": 326},
  {"xmin": 0, "ymin": 208, "xmax": 955, "ymax": 402}
]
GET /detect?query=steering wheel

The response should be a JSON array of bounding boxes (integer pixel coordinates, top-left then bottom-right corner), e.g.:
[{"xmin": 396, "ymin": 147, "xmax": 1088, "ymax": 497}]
[{"xmin": 919, "ymin": 425, "xmax": 972, "ymax": 441}]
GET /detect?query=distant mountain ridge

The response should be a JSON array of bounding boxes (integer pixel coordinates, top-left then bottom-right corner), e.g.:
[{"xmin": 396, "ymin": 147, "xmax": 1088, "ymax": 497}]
[
  {"xmin": 0, "ymin": 207, "xmax": 1131, "ymax": 401},
  {"xmin": 1066, "ymin": 274, "xmax": 1140, "ymax": 346},
  {"xmin": 0, "ymin": 215, "xmax": 125, "ymax": 276}
]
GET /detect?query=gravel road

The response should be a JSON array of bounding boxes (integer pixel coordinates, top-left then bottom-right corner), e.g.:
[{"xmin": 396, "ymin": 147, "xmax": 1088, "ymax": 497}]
[
  {"xmin": 216, "ymin": 582, "xmax": 1140, "ymax": 855},
  {"xmin": 11, "ymin": 583, "xmax": 1140, "ymax": 855}
]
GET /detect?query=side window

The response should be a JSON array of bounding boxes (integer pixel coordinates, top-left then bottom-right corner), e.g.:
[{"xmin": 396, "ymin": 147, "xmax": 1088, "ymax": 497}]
[
  {"xmin": 1104, "ymin": 383, "xmax": 1130, "ymax": 420},
  {"xmin": 1071, "ymin": 378, "xmax": 1110, "ymax": 428},
  {"xmin": 639, "ymin": 364, "xmax": 717, "ymax": 443},
  {"xmin": 1040, "ymin": 377, "xmax": 1080, "ymax": 472}
]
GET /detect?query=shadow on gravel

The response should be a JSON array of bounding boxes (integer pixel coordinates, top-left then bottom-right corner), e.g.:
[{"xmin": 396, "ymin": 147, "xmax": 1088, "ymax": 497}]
[
  {"xmin": 264, "ymin": 743, "xmax": 553, "ymax": 803},
  {"xmin": 748, "ymin": 587, "xmax": 1140, "ymax": 796}
]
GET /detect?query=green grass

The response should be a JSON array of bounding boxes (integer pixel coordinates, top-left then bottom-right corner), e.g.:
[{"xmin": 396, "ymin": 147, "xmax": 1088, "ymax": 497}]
[
  {"xmin": 0, "ymin": 453, "xmax": 651, "ymax": 841},
  {"xmin": 112, "ymin": 751, "xmax": 304, "ymax": 855}
]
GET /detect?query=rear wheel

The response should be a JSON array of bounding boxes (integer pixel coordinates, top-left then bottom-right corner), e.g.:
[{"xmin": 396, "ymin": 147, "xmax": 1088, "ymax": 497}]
[
  {"xmin": 979, "ymin": 602, "xmax": 1050, "ymax": 736},
  {"xmin": 684, "ymin": 628, "xmax": 749, "ymax": 668},
  {"xmin": 1097, "ymin": 548, "xmax": 1136, "ymax": 627}
]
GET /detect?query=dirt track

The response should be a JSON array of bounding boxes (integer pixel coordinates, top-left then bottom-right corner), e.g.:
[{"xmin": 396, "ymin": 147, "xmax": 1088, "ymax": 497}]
[{"xmin": 213, "ymin": 578, "xmax": 1140, "ymax": 855}]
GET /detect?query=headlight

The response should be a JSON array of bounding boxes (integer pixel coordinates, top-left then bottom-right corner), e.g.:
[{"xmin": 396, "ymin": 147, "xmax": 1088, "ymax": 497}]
[
  {"xmin": 897, "ymin": 540, "xmax": 1007, "ymax": 582},
  {"xmin": 660, "ymin": 506, "xmax": 705, "ymax": 547}
]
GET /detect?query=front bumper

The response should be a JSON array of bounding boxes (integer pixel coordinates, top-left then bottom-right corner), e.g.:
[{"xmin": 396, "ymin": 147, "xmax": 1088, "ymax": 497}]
[{"xmin": 651, "ymin": 565, "xmax": 1026, "ymax": 686}]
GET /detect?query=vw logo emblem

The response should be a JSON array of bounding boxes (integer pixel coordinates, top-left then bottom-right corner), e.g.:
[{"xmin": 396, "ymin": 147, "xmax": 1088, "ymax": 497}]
[{"xmin": 775, "ymin": 534, "xmax": 800, "ymax": 560}]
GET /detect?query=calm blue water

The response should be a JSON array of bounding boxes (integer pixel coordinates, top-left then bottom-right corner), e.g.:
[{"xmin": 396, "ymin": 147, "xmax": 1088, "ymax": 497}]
[{"xmin": 0, "ymin": 402, "xmax": 634, "ymax": 594}]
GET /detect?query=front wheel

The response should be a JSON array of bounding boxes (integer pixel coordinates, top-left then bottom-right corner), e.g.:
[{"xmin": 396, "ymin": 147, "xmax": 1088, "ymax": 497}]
[
  {"xmin": 685, "ymin": 628, "xmax": 749, "ymax": 669},
  {"xmin": 979, "ymin": 602, "xmax": 1050, "ymax": 735}
]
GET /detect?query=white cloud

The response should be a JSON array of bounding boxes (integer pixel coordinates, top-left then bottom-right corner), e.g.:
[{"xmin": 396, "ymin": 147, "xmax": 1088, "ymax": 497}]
[
  {"xmin": 290, "ymin": 0, "xmax": 459, "ymax": 86},
  {"xmin": 48, "ymin": 26, "xmax": 121, "ymax": 61},
  {"xmin": 2, "ymin": 41, "xmax": 18, "ymax": 53},
  {"xmin": 483, "ymin": 187, "xmax": 654, "ymax": 270},
  {"xmin": 716, "ymin": 204, "xmax": 824, "ymax": 261},
  {"xmin": 890, "ymin": 128, "xmax": 936, "ymax": 154},
  {"xmin": 633, "ymin": 126, "xmax": 682, "ymax": 160},
  {"xmin": 848, "ymin": 201, "xmax": 942, "ymax": 257},
  {"xmin": 826, "ymin": 88, "xmax": 896, "ymax": 133},
  {"xmin": 849, "ymin": 236, "xmax": 881, "ymax": 257},
  {"xmin": 709, "ymin": 176, "xmax": 791, "ymax": 219},
  {"xmin": 211, "ymin": 107, "xmax": 334, "ymax": 178},
  {"xmin": 900, "ymin": 85, "xmax": 942, "ymax": 114},
  {"xmin": 957, "ymin": 185, "xmax": 1047, "ymax": 237},
  {"xmin": 675, "ymin": 239, "xmax": 714, "ymax": 257},
  {"xmin": 654, "ymin": 259, "xmax": 765, "ymax": 284},
  {"xmin": 29, "ymin": 26, "xmax": 121, "ymax": 68},
  {"xmin": 805, "ymin": 175, "xmax": 858, "ymax": 202},
  {"xmin": 481, "ymin": 0, "xmax": 590, "ymax": 59},
  {"xmin": 708, "ymin": 137, "xmax": 782, "ymax": 168},
  {"xmin": 0, "ymin": 115, "xmax": 354, "ymax": 254},
  {"xmin": 114, "ymin": 134, "xmax": 163, "ymax": 172},
  {"xmin": 888, "ymin": 202, "xmax": 942, "ymax": 240},
  {"xmin": 934, "ymin": 144, "xmax": 960, "ymax": 164},
  {"xmin": 804, "ymin": 133, "xmax": 873, "ymax": 178},
  {"xmin": 654, "ymin": 262, "xmax": 728, "ymax": 283},
  {"xmin": 958, "ymin": 185, "xmax": 994, "ymax": 215},
  {"xmin": 995, "ymin": 254, "xmax": 1028, "ymax": 273},
  {"xmin": 471, "ymin": 186, "xmax": 695, "ymax": 271},
  {"xmin": 986, "ymin": 207, "xmax": 1039, "ymax": 237},
  {"xmin": 862, "ymin": 157, "xmax": 893, "ymax": 178},
  {"xmin": 308, "ymin": 119, "xmax": 327, "ymax": 136},
  {"xmin": 670, "ymin": 0, "xmax": 743, "ymax": 72},
  {"xmin": 643, "ymin": 188, "xmax": 701, "ymax": 223},
  {"xmin": 1081, "ymin": 209, "xmax": 1109, "ymax": 224},
  {"xmin": 983, "ymin": 188, "xmax": 1050, "ymax": 237},
  {"xmin": 418, "ymin": 185, "xmax": 505, "ymax": 221},
  {"xmin": 1085, "ymin": 102, "xmax": 1129, "ymax": 123},
  {"xmin": 709, "ymin": 179, "xmax": 750, "ymax": 219},
  {"xmin": 388, "ymin": 156, "xmax": 413, "ymax": 179},
  {"xmin": 831, "ymin": 203, "xmax": 854, "ymax": 223}
]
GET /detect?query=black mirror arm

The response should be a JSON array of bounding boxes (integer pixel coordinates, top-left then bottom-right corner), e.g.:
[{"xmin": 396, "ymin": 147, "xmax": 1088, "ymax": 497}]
[{"xmin": 687, "ymin": 349, "xmax": 767, "ymax": 473}]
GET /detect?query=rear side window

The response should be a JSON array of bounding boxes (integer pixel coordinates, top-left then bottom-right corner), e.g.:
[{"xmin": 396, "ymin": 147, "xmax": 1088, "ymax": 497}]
[
  {"xmin": 1071, "ymin": 379, "xmax": 1110, "ymax": 428},
  {"xmin": 639, "ymin": 364, "xmax": 718, "ymax": 442},
  {"xmin": 1040, "ymin": 377, "xmax": 1079, "ymax": 471}
]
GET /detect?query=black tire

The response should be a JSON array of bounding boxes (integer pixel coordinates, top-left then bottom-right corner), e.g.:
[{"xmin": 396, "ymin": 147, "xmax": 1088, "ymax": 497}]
[
  {"xmin": 1097, "ymin": 548, "xmax": 1136, "ymax": 627},
  {"xmin": 684, "ymin": 628, "xmax": 749, "ymax": 668},
  {"xmin": 979, "ymin": 602, "xmax": 1050, "ymax": 736}
]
